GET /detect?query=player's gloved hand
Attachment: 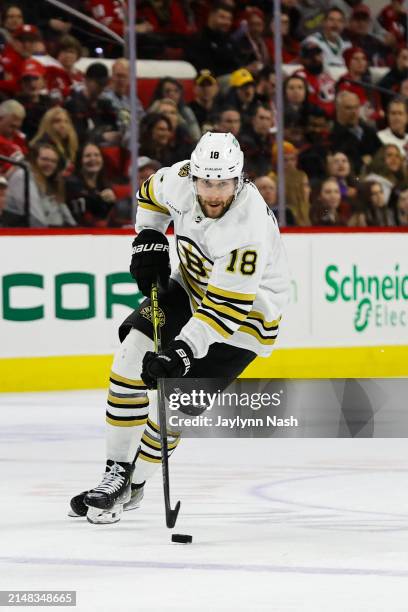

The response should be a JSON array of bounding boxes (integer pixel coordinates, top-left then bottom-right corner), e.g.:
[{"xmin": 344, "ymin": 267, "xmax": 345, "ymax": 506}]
[
  {"xmin": 141, "ymin": 340, "xmax": 194, "ymax": 389},
  {"xmin": 130, "ymin": 229, "xmax": 170, "ymax": 297}
]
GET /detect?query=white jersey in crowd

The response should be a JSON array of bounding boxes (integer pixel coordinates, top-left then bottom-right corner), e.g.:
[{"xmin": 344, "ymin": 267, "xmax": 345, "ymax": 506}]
[{"xmin": 135, "ymin": 160, "xmax": 290, "ymax": 360}]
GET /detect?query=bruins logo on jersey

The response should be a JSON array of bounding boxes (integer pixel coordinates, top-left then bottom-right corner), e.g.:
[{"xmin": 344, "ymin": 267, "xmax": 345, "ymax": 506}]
[
  {"xmin": 140, "ymin": 305, "xmax": 165, "ymax": 327},
  {"xmin": 178, "ymin": 162, "xmax": 190, "ymax": 177}
]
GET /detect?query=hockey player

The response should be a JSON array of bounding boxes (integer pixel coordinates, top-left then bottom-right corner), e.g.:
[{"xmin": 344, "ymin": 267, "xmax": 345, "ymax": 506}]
[{"xmin": 70, "ymin": 132, "xmax": 290, "ymax": 524}]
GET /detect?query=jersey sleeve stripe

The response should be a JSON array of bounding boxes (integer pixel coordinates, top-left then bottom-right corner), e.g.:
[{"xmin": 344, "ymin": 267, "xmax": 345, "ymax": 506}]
[
  {"xmin": 207, "ymin": 284, "xmax": 255, "ymax": 304},
  {"xmin": 201, "ymin": 296, "xmax": 249, "ymax": 323},
  {"xmin": 198, "ymin": 303, "xmax": 245, "ymax": 327},
  {"xmin": 247, "ymin": 310, "xmax": 281, "ymax": 331},
  {"xmin": 194, "ymin": 311, "xmax": 234, "ymax": 338},
  {"xmin": 238, "ymin": 320, "xmax": 279, "ymax": 344},
  {"xmin": 138, "ymin": 177, "xmax": 170, "ymax": 215}
]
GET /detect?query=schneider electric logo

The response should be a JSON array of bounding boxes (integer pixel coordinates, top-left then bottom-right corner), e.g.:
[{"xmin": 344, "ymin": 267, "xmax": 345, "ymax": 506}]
[{"xmin": 325, "ymin": 264, "xmax": 408, "ymax": 332}]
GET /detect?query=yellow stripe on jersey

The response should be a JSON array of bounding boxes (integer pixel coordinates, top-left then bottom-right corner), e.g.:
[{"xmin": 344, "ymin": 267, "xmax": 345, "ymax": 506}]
[
  {"xmin": 206, "ymin": 284, "xmax": 256, "ymax": 303},
  {"xmin": 202, "ymin": 294, "xmax": 250, "ymax": 322},
  {"xmin": 180, "ymin": 264, "xmax": 205, "ymax": 302},
  {"xmin": 238, "ymin": 321, "xmax": 278, "ymax": 345},
  {"xmin": 194, "ymin": 311, "xmax": 233, "ymax": 338},
  {"xmin": 138, "ymin": 177, "xmax": 170, "ymax": 215},
  {"xmin": 246, "ymin": 310, "xmax": 281, "ymax": 331}
]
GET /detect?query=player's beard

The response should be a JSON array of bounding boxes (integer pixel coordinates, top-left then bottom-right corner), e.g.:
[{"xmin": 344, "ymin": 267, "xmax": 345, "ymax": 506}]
[{"xmin": 197, "ymin": 195, "xmax": 234, "ymax": 219}]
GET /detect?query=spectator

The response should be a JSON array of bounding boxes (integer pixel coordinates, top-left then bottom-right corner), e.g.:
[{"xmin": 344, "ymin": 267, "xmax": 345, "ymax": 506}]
[
  {"xmin": 394, "ymin": 187, "xmax": 408, "ymax": 225},
  {"xmin": 378, "ymin": 0, "xmax": 408, "ymax": 49},
  {"xmin": 45, "ymin": 35, "xmax": 84, "ymax": 101},
  {"xmin": 186, "ymin": 3, "xmax": 242, "ymax": 77},
  {"xmin": 0, "ymin": 175, "xmax": 7, "ymax": 225},
  {"xmin": 65, "ymin": 142, "xmax": 118, "ymax": 227},
  {"xmin": 214, "ymin": 107, "xmax": 241, "ymax": 137},
  {"xmin": 137, "ymin": 0, "xmax": 194, "ymax": 54},
  {"xmin": 240, "ymin": 103, "xmax": 275, "ymax": 177},
  {"xmin": 284, "ymin": 167, "xmax": 312, "ymax": 226},
  {"xmin": 343, "ymin": 4, "xmax": 389, "ymax": 67},
  {"xmin": 137, "ymin": 156, "xmax": 161, "ymax": 189},
  {"xmin": 221, "ymin": 68, "xmax": 258, "ymax": 125},
  {"xmin": 352, "ymin": 180, "xmax": 396, "ymax": 226},
  {"xmin": 254, "ymin": 174, "xmax": 296, "ymax": 226},
  {"xmin": 311, "ymin": 177, "xmax": 345, "ymax": 226},
  {"xmin": 148, "ymin": 97, "xmax": 193, "ymax": 157},
  {"xmin": 295, "ymin": 43, "xmax": 336, "ymax": 118},
  {"xmin": 326, "ymin": 150, "xmax": 358, "ymax": 210},
  {"xmin": 3, "ymin": 142, "xmax": 76, "ymax": 227},
  {"xmin": 17, "ymin": 61, "xmax": 53, "ymax": 141},
  {"xmin": 255, "ymin": 66, "xmax": 276, "ymax": 117},
  {"xmin": 139, "ymin": 112, "xmax": 186, "ymax": 167},
  {"xmin": 337, "ymin": 46, "xmax": 383, "ymax": 126},
  {"xmin": 30, "ymin": 106, "xmax": 79, "ymax": 171},
  {"xmin": 266, "ymin": 7, "xmax": 300, "ymax": 64},
  {"xmin": 188, "ymin": 70, "xmax": 219, "ymax": 134},
  {"xmin": 233, "ymin": 7, "xmax": 270, "ymax": 75},
  {"xmin": 364, "ymin": 143, "xmax": 408, "ymax": 199},
  {"xmin": 0, "ymin": 4, "xmax": 24, "ymax": 45},
  {"xmin": 272, "ymin": 141, "xmax": 299, "ymax": 172},
  {"xmin": 0, "ymin": 24, "xmax": 43, "ymax": 96},
  {"xmin": 97, "ymin": 58, "xmax": 144, "ymax": 147},
  {"xmin": 64, "ymin": 62, "xmax": 109, "ymax": 143},
  {"xmin": 378, "ymin": 46, "xmax": 408, "ymax": 106},
  {"xmin": 298, "ymin": 108, "xmax": 331, "ymax": 181},
  {"xmin": 151, "ymin": 77, "xmax": 200, "ymax": 141},
  {"xmin": 0, "ymin": 98, "xmax": 27, "ymax": 156},
  {"xmin": 304, "ymin": 7, "xmax": 351, "ymax": 69},
  {"xmin": 377, "ymin": 97, "xmax": 408, "ymax": 156},
  {"xmin": 330, "ymin": 90, "xmax": 382, "ymax": 174},
  {"xmin": 283, "ymin": 74, "xmax": 317, "ymax": 127}
]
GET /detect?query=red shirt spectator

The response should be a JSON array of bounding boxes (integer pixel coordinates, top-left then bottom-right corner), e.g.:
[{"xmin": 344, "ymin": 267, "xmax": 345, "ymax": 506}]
[
  {"xmin": 87, "ymin": 0, "xmax": 125, "ymax": 36},
  {"xmin": 378, "ymin": 0, "xmax": 408, "ymax": 48},
  {"xmin": 295, "ymin": 44, "xmax": 336, "ymax": 118},
  {"xmin": 137, "ymin": 0, "xmax": 193, "ymax": 36},
  {"xmin": 0, "ymin": 24, "xmax": 43, "ymax": 96},
  {"xmin": 337, "ymin": 47, "xmax": 383, "ymax": 126}
]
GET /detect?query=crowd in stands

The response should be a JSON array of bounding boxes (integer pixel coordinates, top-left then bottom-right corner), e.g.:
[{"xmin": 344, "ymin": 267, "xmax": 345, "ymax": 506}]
[{"xmin": 1, "ymin": 0, "xmax": 408, "ymax": 228}]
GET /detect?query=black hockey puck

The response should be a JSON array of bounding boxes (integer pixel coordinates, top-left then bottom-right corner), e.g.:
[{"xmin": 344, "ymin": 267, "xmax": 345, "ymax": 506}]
[{"xmin": 171, "ymin": 533, "xmax": 193, "ymax": 544}]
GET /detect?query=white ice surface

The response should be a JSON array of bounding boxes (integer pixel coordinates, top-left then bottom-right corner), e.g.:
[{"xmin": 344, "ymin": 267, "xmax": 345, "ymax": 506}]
[{"xmin": 0, "ymin": 390, "xmax": 408, "ymax": 612}]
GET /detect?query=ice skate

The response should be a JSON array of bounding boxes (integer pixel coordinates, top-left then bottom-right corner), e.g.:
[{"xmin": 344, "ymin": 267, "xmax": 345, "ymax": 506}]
[
  {"xmin": 68, "ymin": 480, "xmax": 144, "ymax": 520},
  {"xmin": 84, "ymin": 460, "xmax": 134, "ymax": 524}
]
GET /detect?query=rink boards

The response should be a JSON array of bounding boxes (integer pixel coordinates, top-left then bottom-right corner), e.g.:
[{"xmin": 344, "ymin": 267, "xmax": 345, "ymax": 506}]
[{"xmin": 0, "ymin": 229, "xmax": 407, "ymax": 391}]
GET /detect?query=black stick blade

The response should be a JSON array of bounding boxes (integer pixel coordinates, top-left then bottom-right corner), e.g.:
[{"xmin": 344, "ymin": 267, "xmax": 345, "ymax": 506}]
[{"xmin": 166, "ymin": 500, "xmax": 181, "ymax": 528}]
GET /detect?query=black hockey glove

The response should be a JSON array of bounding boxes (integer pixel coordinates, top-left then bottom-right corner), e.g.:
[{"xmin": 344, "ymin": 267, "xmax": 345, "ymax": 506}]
[
  {"xmin": 130, "ymin": 229, "xmax": 170, "ymax": 297},
  {"xmin": 141, "ymin": 340, "xmax": 194, "ymax": 389}
]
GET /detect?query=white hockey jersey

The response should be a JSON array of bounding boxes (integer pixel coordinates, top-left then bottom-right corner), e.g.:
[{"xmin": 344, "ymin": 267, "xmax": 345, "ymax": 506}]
[{"xmin": 136, "ymin": 160, "xmax": 290, "ymax": 359}]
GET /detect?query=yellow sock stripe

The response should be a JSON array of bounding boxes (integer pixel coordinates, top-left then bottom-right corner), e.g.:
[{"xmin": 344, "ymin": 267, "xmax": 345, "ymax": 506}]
[
  {"xmin": 110, "ymin": 371, "xmax": 146, "ymax": 389},
  {"xmin": 207, "ymin": 284, "xmax": 255, "ymax": 302},
  {"xmin": 106, "ymin": 416, "xmax": 148, "ymax": 427},
  {"xmin": 107, "ymin": 393, "xmax": 149, "ymax": 406},
  {"xmin": 147, "ymin": 418, "xmax": 180, "ymax": 438},
  {"xmin": 142, "ymin": 433, "xmax": 180, "ymax": 450},
  {"xmin": 194, "ymin": 311, "xmax": 232, "ymax": 339},
  {"xmin": 202, "ymin": 294, "xmax": 249, "ymax": 321},
  {"xmin": 139, "ymin": 451, "xmax": 161, "ymax": 463}
]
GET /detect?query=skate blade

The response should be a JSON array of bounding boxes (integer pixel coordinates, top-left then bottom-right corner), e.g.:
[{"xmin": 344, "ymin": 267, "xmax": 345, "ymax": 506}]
[
  {"xmin": 67, "ymin": 509, "xmax": 85, "ymax": 518},
  {"xmin": 86, "ymin": 504, "xmax": 124, "ymax": 524}
]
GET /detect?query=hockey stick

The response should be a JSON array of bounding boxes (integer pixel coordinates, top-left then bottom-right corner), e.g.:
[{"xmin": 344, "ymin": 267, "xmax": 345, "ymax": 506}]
[{"xmin": 150, "ymin": 283, "xmax": 181, "ymax": 529}]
